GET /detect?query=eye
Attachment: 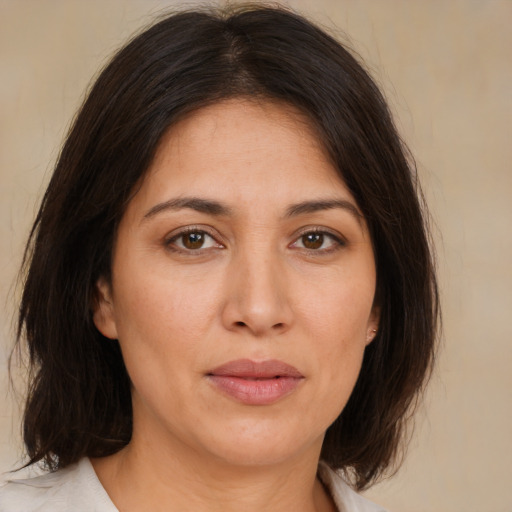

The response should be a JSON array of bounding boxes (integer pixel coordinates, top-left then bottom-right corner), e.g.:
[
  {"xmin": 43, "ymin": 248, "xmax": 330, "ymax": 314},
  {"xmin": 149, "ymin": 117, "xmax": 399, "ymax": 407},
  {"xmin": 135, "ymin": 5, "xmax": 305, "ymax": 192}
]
[
  {"xmin": 166, "ymin": 229, "xmax": 222, "ymax": 252},
  {"xmin": 290, "ymin": 230, "xmax": 344, "ymax": 252}
]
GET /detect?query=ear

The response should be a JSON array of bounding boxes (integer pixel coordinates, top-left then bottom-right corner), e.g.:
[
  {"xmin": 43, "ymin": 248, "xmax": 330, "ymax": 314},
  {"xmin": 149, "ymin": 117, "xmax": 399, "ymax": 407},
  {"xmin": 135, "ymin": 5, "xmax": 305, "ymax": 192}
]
[
  {"xmin": 92, "ymin": 277, "xmax": 118, "ymax": 340},
  {"xmin": 365, "ymin": 304, "xmax": 381, "ymax": 345}
]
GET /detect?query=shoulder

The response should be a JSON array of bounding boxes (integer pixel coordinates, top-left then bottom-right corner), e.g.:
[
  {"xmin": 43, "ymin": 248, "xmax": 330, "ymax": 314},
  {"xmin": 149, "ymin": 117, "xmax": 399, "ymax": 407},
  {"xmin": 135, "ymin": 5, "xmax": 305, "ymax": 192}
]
[
  {"xmin": 0, "ymin": 458, "xmax": 117, "ymax": 512},
  {"xmin": 318, "ymin": 462, "xmax": 389, "ymax": 512}
]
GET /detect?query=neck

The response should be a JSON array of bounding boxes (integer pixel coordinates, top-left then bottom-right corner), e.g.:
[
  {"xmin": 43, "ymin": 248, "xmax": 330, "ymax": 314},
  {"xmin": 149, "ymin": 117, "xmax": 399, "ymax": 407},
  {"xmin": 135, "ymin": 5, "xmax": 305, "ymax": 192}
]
[{"xmin": 92, "ymin": 431, "xmax": 334, "ymax": 512}]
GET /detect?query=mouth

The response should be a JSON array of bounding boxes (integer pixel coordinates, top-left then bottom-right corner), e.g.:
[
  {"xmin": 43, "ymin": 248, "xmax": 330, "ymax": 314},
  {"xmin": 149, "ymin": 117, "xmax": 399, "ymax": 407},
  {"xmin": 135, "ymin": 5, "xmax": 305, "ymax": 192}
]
[{"xmin": 206, "ymin": 359, "xmax": 304, "ymax": 405}]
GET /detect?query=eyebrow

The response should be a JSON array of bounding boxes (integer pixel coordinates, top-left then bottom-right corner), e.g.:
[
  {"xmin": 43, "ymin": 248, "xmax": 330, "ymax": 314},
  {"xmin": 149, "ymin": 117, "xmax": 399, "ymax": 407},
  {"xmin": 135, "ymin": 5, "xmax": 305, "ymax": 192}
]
[
  {"xmin": 285, "ymin": 199, "xmax": 363, "ymax": 222},
  {"xmin": 143, "ymin": 197, "xmax": 232, "ymax": 220},
  {"xmin": 142, "ymin": 196, "xmax": 362, "ymax": 222}
]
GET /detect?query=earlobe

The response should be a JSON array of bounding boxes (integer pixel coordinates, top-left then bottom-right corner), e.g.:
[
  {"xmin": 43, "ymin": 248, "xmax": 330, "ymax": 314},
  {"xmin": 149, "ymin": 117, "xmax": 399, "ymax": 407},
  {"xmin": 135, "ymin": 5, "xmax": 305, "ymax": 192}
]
[
  {"xmin": 366, "ymin": 327, "xmax": 378, "ymax": 345},
  {"xmin": 92, "ymin": 277, "xmax": 118, "ymax": 340},
  {"xmin": 366, "ymin": 305, "xmax": 381, "ymax": 345}
]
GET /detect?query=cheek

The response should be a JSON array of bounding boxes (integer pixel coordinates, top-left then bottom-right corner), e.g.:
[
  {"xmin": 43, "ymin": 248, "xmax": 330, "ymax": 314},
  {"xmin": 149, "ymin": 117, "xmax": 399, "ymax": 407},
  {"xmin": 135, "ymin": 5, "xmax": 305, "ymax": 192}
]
[
  {"xmin": 113, "ymin": 260, "xmax": 220, "ymax": 340},
  {"xmin": 109, "ymin": 267, "xmax": 224, "ymax": 417},
  {"xmin": 297, "ymin": 268, "xmax": 375, "ymax": 345},
  {"xmin": 295, "ymin": 271, "xmax": 374, "ymax": 411},
  {"xmin": 108, "ymin": 261, "xmax": 224, "ymax": 402}
]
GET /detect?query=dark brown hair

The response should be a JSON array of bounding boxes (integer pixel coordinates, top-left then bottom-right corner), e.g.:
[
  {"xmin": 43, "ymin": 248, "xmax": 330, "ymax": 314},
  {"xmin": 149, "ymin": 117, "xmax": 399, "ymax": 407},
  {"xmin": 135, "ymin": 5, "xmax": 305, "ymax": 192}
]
[{"xmin": 16, "ymin": 4, "xmax": 438, "ymax": 490}]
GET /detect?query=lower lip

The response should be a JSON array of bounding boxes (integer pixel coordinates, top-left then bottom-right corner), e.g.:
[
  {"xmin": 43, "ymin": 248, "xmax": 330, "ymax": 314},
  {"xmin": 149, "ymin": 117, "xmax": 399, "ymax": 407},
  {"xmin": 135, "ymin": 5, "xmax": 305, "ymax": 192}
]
[{"xmin": 207, "ymin": 375, "xmax": 303, "ymax": 405}]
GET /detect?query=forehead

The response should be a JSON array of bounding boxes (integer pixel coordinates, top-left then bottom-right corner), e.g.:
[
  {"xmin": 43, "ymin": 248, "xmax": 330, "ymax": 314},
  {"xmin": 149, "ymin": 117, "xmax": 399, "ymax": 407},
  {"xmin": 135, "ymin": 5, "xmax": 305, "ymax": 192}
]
[{"xmin": 130, "ymin": 98, "xmax": 355, "ymax": 215}]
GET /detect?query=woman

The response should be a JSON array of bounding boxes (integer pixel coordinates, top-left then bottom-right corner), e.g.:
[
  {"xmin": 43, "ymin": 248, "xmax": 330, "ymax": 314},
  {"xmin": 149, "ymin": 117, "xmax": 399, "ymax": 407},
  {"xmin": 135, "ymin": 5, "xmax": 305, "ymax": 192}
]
[{"xmin": 1, "ymin": 5, "xmax": 438, "ymax": 512}]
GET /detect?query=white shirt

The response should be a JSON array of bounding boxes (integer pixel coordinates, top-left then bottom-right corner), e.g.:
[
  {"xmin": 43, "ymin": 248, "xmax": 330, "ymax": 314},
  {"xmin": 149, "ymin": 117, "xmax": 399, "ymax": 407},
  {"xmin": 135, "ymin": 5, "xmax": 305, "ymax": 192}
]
[{"xmin": 0, "ymin": 458, "xmax": 387, "ymax": 511}]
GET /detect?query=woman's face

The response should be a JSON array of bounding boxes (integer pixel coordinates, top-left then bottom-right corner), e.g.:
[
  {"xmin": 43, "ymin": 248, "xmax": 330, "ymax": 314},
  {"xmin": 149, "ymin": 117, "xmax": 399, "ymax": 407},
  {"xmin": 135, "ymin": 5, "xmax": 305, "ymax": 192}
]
[{"xmin": 94, "ymin": 99, "xmax": 379, "ymax": 467}]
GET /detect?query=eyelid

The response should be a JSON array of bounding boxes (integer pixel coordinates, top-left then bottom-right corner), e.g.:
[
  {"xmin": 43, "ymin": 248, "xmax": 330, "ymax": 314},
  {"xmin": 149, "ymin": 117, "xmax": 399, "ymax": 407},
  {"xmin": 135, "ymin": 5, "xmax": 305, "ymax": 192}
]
[
  {"xmin": 164, "ymin": 225, "xmax": 225, "ymax": 253},
  {"xmin": 289, "ymin": 226, "xmax": 347, "ymax": 252},
  {"xmin": 294, "ymin": 225, "xmax": 346, "ymax": 242}
]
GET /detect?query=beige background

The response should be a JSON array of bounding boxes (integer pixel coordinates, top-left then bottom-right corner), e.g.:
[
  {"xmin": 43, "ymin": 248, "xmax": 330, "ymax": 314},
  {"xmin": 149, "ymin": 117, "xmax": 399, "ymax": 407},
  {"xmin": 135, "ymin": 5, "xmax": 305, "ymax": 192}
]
[{"xmin": 1, "ymin": 1, "xmax": 511, "ymax": 510}]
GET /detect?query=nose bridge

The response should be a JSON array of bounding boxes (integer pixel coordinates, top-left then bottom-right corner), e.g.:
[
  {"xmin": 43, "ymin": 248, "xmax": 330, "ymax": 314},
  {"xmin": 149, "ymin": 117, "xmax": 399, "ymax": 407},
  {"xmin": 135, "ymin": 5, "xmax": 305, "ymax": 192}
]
[{"xmin": 222, "ymin": 235, "xmax": 292, "ymax": 336}]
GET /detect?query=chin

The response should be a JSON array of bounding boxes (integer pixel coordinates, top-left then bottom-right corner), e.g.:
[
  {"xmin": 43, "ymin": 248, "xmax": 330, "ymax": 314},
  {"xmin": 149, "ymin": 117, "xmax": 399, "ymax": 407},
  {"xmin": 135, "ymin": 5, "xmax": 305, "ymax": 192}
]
[{"xmin": 197, "ymin": 418, "xmax": 324, "ymax": 468}]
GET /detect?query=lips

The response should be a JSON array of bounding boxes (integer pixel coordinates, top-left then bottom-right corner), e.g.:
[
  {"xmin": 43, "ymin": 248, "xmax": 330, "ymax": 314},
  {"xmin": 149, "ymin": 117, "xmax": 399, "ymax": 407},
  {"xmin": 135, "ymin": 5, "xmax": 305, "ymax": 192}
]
[{"xmin": 207, "ymin": 359, "xmax": 304, "ymax": 405}]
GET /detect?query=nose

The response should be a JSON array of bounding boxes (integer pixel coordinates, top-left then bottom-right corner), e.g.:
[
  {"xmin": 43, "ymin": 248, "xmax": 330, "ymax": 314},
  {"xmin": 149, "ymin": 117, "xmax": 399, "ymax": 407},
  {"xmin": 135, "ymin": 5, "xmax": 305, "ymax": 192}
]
[{"xmin": 221, "ymin": 249, "xmax": 293, "ymax": 337}]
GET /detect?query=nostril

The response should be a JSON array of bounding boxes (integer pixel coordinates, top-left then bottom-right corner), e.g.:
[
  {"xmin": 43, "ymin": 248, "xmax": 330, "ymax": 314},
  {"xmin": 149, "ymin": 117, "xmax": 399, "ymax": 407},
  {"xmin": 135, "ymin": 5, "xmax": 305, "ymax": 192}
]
[{"xmin": 235, "ymin": 321, "xmax": 246, "ymax": 327}]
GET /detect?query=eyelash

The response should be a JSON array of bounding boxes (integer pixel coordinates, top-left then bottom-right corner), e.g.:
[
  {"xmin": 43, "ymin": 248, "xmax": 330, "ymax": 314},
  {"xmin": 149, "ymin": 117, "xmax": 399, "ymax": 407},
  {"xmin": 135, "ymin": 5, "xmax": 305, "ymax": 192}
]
[
  {"xmin": 165, "ymin": 226, "xmax": 223, "ymax": 254},
  {"xmin": 289, "ymin": 228, "xmax": 346, "ymax": 254},
  {"xmin": 164, "ymin": 226, "xmax": 346, "ymax": 255}
]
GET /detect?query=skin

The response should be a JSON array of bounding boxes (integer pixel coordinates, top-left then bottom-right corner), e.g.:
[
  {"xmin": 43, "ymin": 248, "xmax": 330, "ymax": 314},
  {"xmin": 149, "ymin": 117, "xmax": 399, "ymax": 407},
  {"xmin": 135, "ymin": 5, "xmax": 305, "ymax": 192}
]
[{"xmin": 93, "ymin": 98, "xmax": 379, "ymax": 512}]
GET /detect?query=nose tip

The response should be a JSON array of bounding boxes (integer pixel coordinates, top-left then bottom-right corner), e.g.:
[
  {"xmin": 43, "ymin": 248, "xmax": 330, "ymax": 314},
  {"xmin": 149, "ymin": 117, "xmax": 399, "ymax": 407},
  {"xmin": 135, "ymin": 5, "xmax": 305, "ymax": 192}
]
[
  {"xmin": 221, "ymin": 261, "xmax": 293, "ymax": 337},
  {"xmin": 231, "ymin": 318, "xmax": 288, "ymax": 336}
]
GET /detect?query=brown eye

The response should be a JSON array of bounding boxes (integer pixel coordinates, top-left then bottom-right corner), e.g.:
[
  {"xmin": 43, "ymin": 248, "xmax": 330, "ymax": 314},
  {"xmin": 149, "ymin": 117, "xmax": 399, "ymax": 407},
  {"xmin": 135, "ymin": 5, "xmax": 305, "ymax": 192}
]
[
  {"xmin": 167, "ymin": 229, "xmax": 222, "ymax": 253},
  {"xmin": 290, "ymin": 230, "xmax": 344, "ymax": 253},
  {"xmin": 167, "ymin": 229, "xmax": 221, "ymax": 252},
  {"xmin": 181, "ymin": 232, "xmax": 206, "ymax": 250},
  {"xmin": 302, "ymin": 233, "xmax": 324, "ymax": 249}
]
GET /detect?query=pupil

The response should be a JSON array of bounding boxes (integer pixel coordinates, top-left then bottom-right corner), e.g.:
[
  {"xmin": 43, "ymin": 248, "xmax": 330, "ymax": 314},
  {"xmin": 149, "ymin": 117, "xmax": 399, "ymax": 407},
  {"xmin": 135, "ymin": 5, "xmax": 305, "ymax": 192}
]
[
  {"xmin": 183, "ymin": 232, "xmax": 204, "ymax": 249},
  {"xmin": 303, "ymin": 233, "xmax": 323, "ymax": 249}
]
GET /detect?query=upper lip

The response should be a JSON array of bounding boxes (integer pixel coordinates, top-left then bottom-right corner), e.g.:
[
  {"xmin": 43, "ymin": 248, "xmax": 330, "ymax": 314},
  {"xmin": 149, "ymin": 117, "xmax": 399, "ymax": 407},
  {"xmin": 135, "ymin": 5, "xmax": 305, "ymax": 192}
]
[{"xmin": 208, "ymin": 359, "xmax": 303, "ymax": 379}]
